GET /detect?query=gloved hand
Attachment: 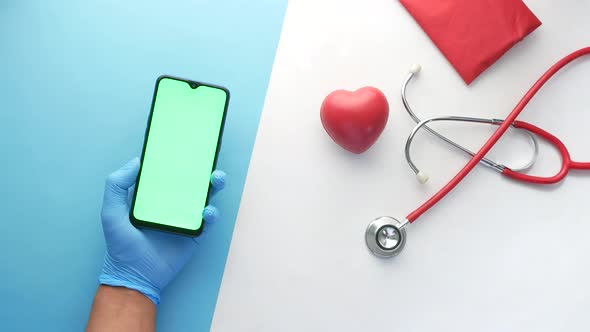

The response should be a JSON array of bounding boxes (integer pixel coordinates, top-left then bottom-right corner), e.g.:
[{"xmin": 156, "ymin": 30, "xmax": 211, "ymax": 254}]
[{"xmin": 98, "ymin": 158, "xmax": 226, "ymax": 305}]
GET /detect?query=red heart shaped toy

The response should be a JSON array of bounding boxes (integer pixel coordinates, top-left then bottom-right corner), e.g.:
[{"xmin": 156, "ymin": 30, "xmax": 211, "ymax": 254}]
[{"xmin": 320, "ymin": 87, "xmax": 389, "ymax": 154}]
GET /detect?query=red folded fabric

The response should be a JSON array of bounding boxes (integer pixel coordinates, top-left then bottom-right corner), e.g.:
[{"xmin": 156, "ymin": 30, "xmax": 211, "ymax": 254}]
[{"xmin": 400, "ymin": 0, "xmax": 541, "ymax": 84}]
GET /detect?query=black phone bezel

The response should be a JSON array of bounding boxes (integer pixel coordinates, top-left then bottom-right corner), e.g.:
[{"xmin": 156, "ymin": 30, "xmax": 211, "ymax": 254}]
[{"xmin": 129, "ymin": 75, "xmax": 230, "ymax": 237}]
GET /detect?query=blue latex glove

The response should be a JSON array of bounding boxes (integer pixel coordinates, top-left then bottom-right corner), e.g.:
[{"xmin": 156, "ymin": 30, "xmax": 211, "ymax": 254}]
[{"xmin": 98, "ymin": 158, "xmax": 226, "ymax": 305}]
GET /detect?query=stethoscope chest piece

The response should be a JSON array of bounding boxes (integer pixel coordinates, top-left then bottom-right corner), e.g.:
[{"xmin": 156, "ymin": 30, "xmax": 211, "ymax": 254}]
[{"xmin": 365, "ymin": 216, "xmax": 406, "ymax": 258}]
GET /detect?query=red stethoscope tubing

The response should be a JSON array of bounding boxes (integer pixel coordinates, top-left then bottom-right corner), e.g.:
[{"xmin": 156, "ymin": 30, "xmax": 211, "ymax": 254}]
[
  {"xmin": 406, "ymin": 47, "xmax": 590, "ymax": 223},
  {"xmin": 502, "ymin": 121, "xmax": 590, "ymax": 184}
]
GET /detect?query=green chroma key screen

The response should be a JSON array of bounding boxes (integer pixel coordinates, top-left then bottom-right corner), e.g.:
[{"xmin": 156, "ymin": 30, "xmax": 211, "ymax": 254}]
[{"xmin": 131, "ymin": 77, "xmax": 228, "ymax": 235}]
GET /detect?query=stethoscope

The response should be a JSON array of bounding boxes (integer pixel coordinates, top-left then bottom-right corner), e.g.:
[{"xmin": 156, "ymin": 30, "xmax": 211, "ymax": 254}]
[{"xmin": 365, "ymin": 47, "xmax": 590, "ymax": 258}]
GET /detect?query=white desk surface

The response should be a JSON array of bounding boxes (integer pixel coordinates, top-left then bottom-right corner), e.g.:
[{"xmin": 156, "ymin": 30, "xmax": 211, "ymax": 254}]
[{"xmin": 212, "ymin": 1, "xmax": 590, "ymax": 331}]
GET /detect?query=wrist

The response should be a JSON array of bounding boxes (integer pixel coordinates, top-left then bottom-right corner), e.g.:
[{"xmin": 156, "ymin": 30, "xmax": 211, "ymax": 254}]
[
  {"xmin": 94, "ymin": 285, "xmax": 156, "ymax": 311},
  {"xmin": 86, "ymin": 285, "xmax": 156, "ymax": 332}
]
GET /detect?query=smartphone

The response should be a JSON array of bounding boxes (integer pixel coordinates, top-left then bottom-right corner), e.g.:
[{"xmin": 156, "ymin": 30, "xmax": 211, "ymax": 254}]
[{"xmin": 130, "ymin": 76, "xmax": 229, "ymax": 236}]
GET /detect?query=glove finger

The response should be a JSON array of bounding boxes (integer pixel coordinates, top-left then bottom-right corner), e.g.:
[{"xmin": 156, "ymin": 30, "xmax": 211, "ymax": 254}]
[
  {"xmin": 202, "ymin": 205, "xmax": 220, "ymax": 224},
  {"xmin": 193, "ymin": 206, "xmax": 219, "ymax": 243},
  {"xmin": 102, "ymin": 158, "xmax": 140, "ymax": 217},
  {"xmin": 209, "ymin": 170, "xmax": 226, "ymax": 196}
]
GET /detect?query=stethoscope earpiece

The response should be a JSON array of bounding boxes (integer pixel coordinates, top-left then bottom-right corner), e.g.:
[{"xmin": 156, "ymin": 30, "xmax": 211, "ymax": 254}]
[
  {"xmin": 416, "ymin": 171, "xmax": 429, "ymax": 184},
  {"xmin": 409, "ymin": 63, "xmax": 422, "ymax": 74}
]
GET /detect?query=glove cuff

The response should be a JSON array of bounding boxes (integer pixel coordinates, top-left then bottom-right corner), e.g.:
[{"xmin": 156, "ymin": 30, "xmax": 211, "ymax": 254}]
[
  {"xmin": 98, "ymin": 275, "xmax": 161, "ymax": 305},
  {"xmin": 99, "ymin": 256, "xmax": 161, "ymax": 305}
]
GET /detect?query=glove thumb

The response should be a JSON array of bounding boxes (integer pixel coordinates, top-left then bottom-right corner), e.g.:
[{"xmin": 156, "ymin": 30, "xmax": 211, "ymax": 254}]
[{"xmin": 102, "ymin": 158, "xmax": 140, "ymax": 213}]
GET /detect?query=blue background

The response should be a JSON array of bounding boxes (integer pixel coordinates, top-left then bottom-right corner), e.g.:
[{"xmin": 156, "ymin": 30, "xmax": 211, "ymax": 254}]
[{"xmin": 0, "ymin": 1, "xmax": 286, "ymax": 330}]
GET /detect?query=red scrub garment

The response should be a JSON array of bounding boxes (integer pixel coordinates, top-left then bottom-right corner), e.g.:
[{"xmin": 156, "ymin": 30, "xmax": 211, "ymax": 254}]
[{"xmin": 400, "ymin": 0, "xmax": 541, "ymax": 84}]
